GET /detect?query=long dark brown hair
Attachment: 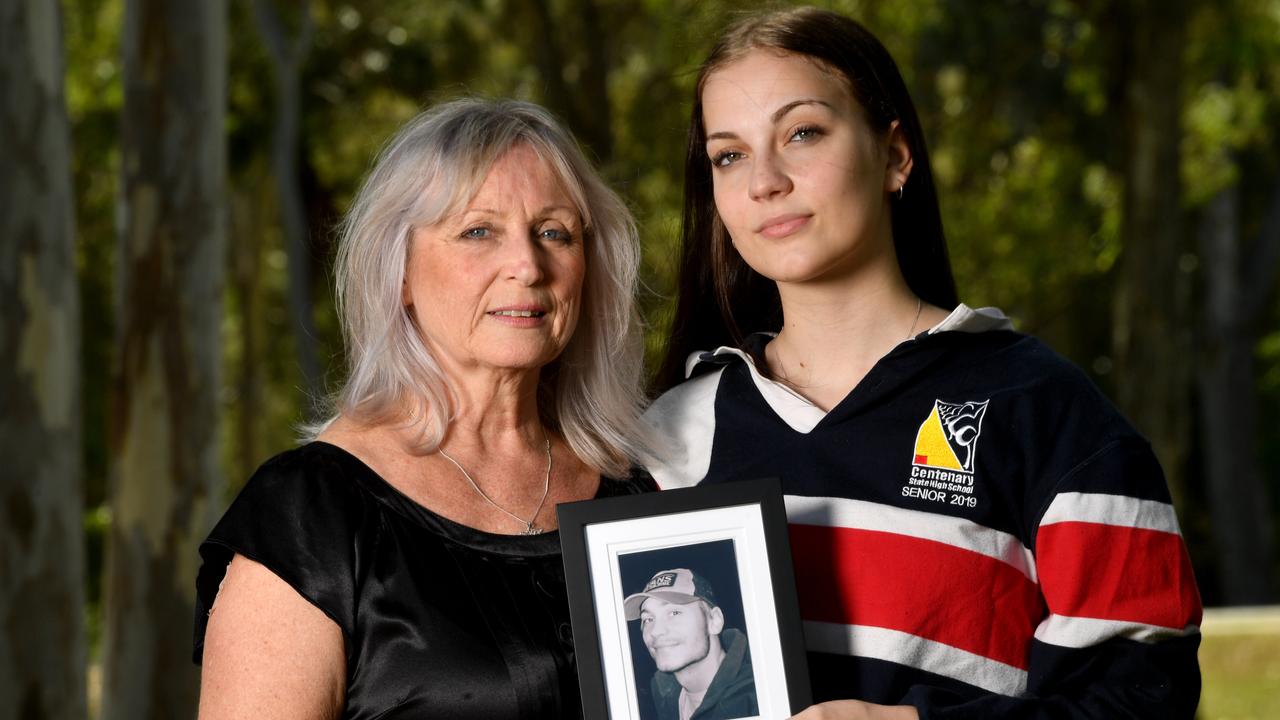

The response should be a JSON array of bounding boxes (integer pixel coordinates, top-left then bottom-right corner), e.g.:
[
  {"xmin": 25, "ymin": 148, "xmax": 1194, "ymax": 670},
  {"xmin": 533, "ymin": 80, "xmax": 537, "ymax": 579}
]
[{"xmin": 655, "ymin": 7, "xmax": 959, "ymax": 392}]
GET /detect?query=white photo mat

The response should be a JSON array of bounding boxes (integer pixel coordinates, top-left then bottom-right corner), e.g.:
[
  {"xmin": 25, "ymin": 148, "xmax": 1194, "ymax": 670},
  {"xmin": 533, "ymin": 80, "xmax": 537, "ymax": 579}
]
[{"xmin": 585, "ymin": 503, "xmax": 788, "ymax": 720}]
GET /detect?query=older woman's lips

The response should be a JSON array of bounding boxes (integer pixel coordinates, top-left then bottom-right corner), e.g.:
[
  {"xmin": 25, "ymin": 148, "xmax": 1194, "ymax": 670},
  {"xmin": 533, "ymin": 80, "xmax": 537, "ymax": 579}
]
[
  {"xmin": 757, "ymin": 213, "xmax": 811, "ymax": 239},
  {"xmin": 487, "ymin": 306, "xmax": 548, "ymax": 326}
]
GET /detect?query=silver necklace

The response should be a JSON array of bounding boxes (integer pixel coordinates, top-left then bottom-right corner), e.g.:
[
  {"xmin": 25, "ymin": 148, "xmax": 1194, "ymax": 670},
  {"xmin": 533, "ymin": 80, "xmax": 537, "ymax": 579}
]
[
  {"xmin": 905, "ymin": 296, "xmax": 923, "ymax": 340},
  {"xmin": 437, "ymin": 430, "xmax": 552, "ymax": 535}
]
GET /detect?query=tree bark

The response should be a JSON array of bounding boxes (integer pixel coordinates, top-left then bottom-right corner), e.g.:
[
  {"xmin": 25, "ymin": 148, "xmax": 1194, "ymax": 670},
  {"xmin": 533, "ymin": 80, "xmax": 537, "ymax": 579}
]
[
  {"xmin": 522, "ymin": 0, "xmax": 613, "ymax": 162},
  {"xmin": 253, "ymin": 0, "xmax": 321, "ymax": 413},
  {"xmin": 229, "ymin": 188, "xmax": 265, "ymax": 483},
  {"xmin": 1197, "ymin": 181, "xmax": 1277, "ymax": 603},
  {"xmin": 574, "ymin": 0, "xmax": 613, "ymax": 163},
  {"xmin": 0, "ymin": 2, "xmax": 86, "ymax": 719},
  {"xmin": 1243, "ymin": 179, "xmax": 1280, "ymax": 323},
  {"xmin": 1111, "ymin": 0, "xmax": 1193, "ymax": 502},
  {"xmin": 102, "ymin": 1, "xmax": 226, "ymax": 718}
]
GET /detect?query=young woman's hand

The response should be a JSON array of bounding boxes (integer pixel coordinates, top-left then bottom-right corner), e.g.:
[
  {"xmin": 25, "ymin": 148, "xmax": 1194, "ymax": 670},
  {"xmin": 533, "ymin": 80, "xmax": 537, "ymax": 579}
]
[{"xmin": 790, "ymin": 700, "xmax": 919, "ymax": 720}]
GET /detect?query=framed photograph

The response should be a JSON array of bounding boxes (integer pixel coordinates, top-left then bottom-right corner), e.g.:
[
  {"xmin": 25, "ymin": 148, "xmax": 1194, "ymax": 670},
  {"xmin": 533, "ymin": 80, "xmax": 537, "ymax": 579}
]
[{"xmin": 558, "ymin": 478, "xmax": 811, "ymax": 720}]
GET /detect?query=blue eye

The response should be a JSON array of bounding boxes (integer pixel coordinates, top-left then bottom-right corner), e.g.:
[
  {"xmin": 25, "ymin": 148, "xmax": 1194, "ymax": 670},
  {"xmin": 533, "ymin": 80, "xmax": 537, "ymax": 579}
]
[
  {"xmin": 538, "ymin": 227, "xmax": 572, "ymax": 244},
  {"xmin": 461, "ymin": 226, "xmax": 490, "ymax": 239}
]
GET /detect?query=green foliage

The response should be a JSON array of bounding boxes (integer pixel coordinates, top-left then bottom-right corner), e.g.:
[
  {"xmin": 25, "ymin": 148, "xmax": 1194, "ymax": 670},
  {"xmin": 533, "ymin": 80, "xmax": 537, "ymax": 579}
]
[
  {"xmin": 1182, "ymin": 1, "xmax": 1280, "ymax": 205},
  {"xmin": 63, "ymin": 0, "xmax": 1280, "ymax": 617}
]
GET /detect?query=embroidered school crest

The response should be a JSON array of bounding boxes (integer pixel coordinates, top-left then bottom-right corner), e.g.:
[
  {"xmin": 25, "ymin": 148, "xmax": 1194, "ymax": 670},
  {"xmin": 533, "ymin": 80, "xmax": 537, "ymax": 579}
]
[
  {"xmin": 913, "ymin": 399, "xmax": 989, "ymax": 473},
  {"xmin": 902, "ymin": 399, "xmax": 990, "ymax": 508}
]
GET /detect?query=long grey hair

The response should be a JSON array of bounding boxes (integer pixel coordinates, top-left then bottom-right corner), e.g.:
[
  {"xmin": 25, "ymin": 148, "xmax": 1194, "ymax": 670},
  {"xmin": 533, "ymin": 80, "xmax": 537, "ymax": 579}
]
[{"xmin": 308, "ymin": 98, "xmax": 648, "ymax": 476}]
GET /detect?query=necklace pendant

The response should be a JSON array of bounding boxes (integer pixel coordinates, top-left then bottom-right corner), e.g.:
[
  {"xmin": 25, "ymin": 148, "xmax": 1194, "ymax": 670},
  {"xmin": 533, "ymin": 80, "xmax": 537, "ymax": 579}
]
[{"xmin": 438, "ymin": 431, "xmax": 553, "ymax": 538}]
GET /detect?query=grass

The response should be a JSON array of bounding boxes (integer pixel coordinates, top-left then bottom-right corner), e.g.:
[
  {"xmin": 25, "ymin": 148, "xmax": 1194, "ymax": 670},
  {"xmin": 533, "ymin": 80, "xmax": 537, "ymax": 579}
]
[{"xmin": 1198, "ymin": 607, "xmax": 1280, "ymax": 720}]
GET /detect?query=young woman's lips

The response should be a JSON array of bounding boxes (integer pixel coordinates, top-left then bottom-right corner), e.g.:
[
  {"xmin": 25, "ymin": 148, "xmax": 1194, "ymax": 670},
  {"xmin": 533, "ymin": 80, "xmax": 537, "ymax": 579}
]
[{"xmin": 757, "ymin": 213, "xmax": 811, "ymax": 239}]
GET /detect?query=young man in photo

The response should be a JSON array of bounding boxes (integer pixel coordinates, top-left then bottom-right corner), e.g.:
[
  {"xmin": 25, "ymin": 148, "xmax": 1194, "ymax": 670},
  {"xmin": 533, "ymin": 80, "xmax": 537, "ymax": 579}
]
[{"xmin": 624, "ymin": 568, "xmax": 757, "ymax": 720}]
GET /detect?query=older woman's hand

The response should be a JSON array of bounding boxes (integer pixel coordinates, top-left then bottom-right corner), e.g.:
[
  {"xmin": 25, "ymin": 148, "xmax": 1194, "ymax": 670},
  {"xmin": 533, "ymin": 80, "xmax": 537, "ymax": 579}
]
[{"xmin": 790, "ymin": 700, "xmax": 919, "ymax": 720}]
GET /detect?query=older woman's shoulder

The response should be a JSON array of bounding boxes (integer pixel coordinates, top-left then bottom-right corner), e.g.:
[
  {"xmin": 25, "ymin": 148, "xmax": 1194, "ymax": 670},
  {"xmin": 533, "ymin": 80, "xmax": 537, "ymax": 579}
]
[
  {"xmin": 194, "ymin": 441, "xmax": 379, "ymax": 663},
  {"xmin": 235, "ymin": 441, "xmax": 380, "ymax": 510},
  {"xmin": 208, "ymin": 441, "xmax": 382, "ymax": 564}
]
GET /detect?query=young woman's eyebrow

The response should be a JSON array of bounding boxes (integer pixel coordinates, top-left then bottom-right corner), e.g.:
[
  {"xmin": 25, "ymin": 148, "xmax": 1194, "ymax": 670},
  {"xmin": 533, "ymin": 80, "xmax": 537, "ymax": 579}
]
[
  {"xmin": 770, "ymin": 98, "xmax": 833, "ymax": 122},
  {"xmin": 705, "ymin": 98, "xmax": 834, "ymax": 142}
]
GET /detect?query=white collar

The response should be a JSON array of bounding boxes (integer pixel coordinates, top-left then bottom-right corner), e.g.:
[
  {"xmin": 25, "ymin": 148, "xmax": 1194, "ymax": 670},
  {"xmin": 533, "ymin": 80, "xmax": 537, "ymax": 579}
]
[
  {"xmin": 927, "ymin": 304, "xmax": 1013, "ymax": 334},
  {"xmin": 682, "ymin": 304, "xmax": 1013, "ymax": 433}
]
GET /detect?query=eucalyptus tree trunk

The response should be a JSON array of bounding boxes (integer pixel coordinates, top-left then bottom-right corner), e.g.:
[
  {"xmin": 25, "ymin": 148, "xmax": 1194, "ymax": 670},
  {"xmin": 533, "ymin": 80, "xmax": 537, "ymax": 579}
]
[
  {"xmin": 102, "ymin": 1, "xmax": 226, "ymax": 718},
  {"xmin": 1197, "ymin": 178, "xmax": 1280, "ymax": 604},
  {"xmin": 521, "ymin": 0, "xmax": 614, "ymax": 162},
  {"xmin": 1111, "ymin": 0, "xmax": 1193, "ymax": 502},
  {"xmin": 0, "ymin": 2, "xmax": 86, "ymax": 718},
  {"xmin": 229, "ymin": 188, "xmax": 266, "ymax": 482},
  {"xmin": 253, "ymin": 0, "xmax": 321, "ymax": 413}
]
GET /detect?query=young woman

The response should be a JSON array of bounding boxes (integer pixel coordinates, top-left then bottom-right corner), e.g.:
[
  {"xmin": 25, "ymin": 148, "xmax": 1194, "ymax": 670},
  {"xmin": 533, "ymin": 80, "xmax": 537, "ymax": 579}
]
[{"xmin": 644, "ymin": 8, "xmax": 1202, "ymax": 719}]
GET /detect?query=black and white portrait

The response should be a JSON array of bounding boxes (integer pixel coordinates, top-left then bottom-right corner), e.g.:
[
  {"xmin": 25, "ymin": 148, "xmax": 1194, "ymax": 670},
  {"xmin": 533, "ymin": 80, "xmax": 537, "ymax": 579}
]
[
  {"xmin": 558, "ymin": 479, "xmax": 810, "ymax": 718},
  {"xmin": 619, "ymin": 540, "xmax": 757, "ymax": 720}
]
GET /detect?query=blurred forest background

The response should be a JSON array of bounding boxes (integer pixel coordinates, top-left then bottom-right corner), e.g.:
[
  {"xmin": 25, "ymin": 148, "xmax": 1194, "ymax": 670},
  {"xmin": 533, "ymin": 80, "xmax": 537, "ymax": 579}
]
[{"xmin": 3, "ymin": 0, "xmax": 1280, "ymax": 718}]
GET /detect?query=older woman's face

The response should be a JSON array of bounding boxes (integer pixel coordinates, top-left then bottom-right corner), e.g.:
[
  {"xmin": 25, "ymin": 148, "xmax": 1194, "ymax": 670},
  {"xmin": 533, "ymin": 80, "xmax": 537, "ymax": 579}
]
[{"xmin": 403, "ymin": 144, "xmax": 586, "ymax": 378}]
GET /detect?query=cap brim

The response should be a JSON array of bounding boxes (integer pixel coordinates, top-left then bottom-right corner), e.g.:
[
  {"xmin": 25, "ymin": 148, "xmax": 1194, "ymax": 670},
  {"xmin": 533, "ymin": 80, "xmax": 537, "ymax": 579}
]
[{"xmin": 623, "ymin": 591, "xmax": 701, "ymax": 620}]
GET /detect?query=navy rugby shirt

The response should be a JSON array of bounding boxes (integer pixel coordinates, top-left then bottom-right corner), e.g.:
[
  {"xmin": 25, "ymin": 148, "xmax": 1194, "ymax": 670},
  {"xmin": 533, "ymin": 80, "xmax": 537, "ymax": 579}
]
[{"xmin": 642, "ymin": 305, "xmax": 1201, "ymax": 719}]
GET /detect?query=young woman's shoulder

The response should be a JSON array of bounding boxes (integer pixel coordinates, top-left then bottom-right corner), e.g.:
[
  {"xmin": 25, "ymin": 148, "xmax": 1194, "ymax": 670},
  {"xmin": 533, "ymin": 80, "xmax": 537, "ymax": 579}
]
[
  {"xmin": 979, "ymin": 332, "xmax": 1124, "ymax": 417},
  {"xmin": 642, "ymin": 362, "xmax": 730, "ymax": 489}
]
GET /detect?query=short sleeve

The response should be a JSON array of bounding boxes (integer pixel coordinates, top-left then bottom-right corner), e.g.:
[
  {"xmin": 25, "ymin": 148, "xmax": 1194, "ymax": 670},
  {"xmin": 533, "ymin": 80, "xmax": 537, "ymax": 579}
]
[{"xmin": 192, "ymin": 445, "xmax": 375, "ymax": 664}]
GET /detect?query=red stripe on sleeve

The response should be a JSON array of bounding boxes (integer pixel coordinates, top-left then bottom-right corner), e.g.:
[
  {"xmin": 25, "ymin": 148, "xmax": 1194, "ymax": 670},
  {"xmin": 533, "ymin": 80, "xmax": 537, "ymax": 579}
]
[
  {"xmin": 1037, "ymin": 522, "xmax": 1203, "ymax": 628},
  {"xmin": 789, "ymin": 523, "xmax": 1044, "ymax": 670}
]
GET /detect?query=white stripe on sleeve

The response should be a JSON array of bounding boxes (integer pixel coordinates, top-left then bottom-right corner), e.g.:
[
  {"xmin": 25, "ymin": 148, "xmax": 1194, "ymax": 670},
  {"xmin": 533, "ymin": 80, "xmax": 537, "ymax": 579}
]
[
  {"xmin": 1039, "ymin": 492, "xmax": 1182, "ymax": 534},
  {"xmin": 1034, "ymin": 613, "xmax": 1199, "ymax": 648}
]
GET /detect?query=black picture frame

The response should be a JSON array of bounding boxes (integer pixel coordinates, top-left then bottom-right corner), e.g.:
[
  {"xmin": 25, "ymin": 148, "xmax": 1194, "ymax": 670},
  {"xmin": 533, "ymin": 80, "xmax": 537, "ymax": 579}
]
[{"xmin": 558, "ymin": 478, "xmax": 812, "ymax": 719}]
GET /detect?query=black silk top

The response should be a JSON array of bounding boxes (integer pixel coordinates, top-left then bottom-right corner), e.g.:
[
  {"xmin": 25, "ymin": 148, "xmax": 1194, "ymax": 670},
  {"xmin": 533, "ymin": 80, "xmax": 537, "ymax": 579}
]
[{"xmin": 193, "ymin": 441, "xmax": 654, "ymax": 719}]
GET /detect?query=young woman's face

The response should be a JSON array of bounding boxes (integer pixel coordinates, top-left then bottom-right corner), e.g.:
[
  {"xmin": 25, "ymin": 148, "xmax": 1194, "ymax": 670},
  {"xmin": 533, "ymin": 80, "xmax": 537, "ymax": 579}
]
[{"xmin": 701, "ymin": 50, "xmax": 903, "ymax": 287}]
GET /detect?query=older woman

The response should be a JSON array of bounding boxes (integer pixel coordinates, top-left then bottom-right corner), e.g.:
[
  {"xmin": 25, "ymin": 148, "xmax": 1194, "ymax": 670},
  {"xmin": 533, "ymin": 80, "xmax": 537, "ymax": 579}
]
[{"xmin": 193, "ymin": 99, "xmax": 653, "ymax": 719}]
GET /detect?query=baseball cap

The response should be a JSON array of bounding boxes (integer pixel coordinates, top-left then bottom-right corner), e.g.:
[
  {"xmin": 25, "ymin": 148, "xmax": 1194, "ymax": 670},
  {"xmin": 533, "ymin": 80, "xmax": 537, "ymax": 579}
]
[{"xmin": 623, "ymin": 568, "xmax": 718, "ymax": 621}]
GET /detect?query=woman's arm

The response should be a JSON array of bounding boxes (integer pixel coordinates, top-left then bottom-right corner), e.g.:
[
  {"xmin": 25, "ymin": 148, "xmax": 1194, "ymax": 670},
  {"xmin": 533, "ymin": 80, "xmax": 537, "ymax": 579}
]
[
  {"xmin": 792, "ymin": 701, "xmax": 918, "ymax": 719},
  {"xmin": 198, "ymin": 554, "xmax": 346, "ymax": 720}
]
